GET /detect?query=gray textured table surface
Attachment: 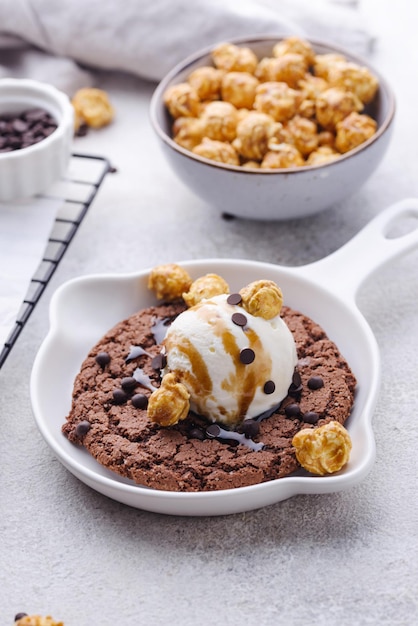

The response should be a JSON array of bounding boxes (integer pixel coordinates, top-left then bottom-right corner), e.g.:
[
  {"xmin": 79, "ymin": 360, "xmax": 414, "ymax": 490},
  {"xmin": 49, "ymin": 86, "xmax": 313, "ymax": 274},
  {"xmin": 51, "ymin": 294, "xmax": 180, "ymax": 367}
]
[{"xmin": 1, "ymin": 1, "xmax": 418, "ymax": 624}]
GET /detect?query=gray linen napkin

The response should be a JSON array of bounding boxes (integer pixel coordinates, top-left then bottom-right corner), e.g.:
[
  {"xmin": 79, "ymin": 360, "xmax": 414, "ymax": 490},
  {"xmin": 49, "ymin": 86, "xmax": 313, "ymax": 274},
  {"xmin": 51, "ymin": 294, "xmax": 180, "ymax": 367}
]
[{"xmin": 0, "ymin": 0, "xmax": 374, "ymax": 94}]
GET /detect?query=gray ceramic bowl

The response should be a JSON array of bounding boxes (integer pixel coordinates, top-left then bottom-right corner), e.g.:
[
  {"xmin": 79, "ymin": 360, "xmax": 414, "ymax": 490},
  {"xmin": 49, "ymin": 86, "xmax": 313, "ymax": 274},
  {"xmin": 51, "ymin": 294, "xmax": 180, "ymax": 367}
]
[{"xmin": 150, "ymin": 35, "xmax": 395, "ymax": 220}]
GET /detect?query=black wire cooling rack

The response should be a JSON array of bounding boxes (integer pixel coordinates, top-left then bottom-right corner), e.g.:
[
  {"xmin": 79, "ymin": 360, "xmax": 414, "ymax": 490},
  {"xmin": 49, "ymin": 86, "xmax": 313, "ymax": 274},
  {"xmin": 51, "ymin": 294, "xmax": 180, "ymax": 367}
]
[{"xmin": 0, "ymin": 153, "xmax": 113, "ymax": 369}]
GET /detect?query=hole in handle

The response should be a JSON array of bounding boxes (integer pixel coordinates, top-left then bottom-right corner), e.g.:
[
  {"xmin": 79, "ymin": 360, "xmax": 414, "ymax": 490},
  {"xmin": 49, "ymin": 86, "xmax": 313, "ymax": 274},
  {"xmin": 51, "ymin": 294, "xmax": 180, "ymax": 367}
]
[{"xmin": 385, "ymin": 210, "xmax": 418, "ymax": 239}]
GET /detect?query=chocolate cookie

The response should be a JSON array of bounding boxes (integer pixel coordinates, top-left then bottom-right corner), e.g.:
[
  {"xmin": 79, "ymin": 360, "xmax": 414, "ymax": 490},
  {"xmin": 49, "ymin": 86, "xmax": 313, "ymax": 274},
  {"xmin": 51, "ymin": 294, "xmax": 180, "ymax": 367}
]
[{"xmin": 62, "ymin": 303, "xmax": 356, "ymax": 491}]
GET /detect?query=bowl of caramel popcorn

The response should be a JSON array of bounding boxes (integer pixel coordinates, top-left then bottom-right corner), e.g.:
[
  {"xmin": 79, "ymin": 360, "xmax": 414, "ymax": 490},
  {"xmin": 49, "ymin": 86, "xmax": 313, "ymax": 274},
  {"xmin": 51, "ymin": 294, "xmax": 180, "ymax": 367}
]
[
  {"xmin": 0, "ymin": 78, "xmax": 74, "ymax": 202},
  {"xmin": 150, "ymin": 36, "xmax": 395, "ymax": 220}
]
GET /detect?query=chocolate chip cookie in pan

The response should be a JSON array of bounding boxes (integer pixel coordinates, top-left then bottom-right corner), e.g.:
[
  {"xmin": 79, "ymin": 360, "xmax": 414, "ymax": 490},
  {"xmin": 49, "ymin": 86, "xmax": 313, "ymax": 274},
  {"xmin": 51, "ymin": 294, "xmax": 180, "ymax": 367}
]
[{"xmin": 62, "ymin": 266, "xmax": 356, "ymax": 492}]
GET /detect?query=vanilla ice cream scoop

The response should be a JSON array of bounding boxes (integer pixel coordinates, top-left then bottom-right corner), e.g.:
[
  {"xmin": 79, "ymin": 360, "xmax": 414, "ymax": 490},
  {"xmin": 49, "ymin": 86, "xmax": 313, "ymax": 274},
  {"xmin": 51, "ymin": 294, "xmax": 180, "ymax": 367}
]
[{"xmin": 162, "ymin": 292, "xmax": 297, "ymax": 426}]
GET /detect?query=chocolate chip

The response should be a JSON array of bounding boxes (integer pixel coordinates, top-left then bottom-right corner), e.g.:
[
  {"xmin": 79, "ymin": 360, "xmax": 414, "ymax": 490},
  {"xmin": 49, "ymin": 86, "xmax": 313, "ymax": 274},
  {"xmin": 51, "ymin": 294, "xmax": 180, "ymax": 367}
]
[
  {"xmin": 227, "ymin": 293, "xmax": 242, "ymax": 306},
  {"xmin": 285, "ymin": 403, "xmax": 301, "ymax": 418},
  {"xmin": 206, "ymin": 424, "xmax": 221, "ymax": 438},
  {"xmin": 263, "ymin": 380, "xmax": 276, "ymax": 394},
  {"xmin": 0, "ymin": 108, "xmax": 57, "ymax": 152},
  {"xmin": 8, "ymin": 136, "xmax": 21, "ymax": 147},
  {"xmin": 95, "ymin": 351, "xmax": 110, "ymax": 368},
  {"xmin": 189, "ymin": 427, "xmax": 205, "ymax": 440},
  {"xmin": 288, "ymin": 371, "xmax": 303, "ymax": 397},
  {"xmin": 239, "ymin": 419, "xmax": 260, "ymax": 439},
  {"xmin": 121, "ymin": 376, "xmax": 137, "ymax": 391},
  {"xmin": 112, "ymin": 388, "xmax": 129, "ymax": 404},
  {"xmin": 75, "ymin": 420, "xmax": 91, "ymax": 437},
  {"xmin": 75, "ymin": 122, "xmax": 89, "ymax": 137},
  {"xmin": 14, "ymin": 614, "xmax": 28, "ymax": 621},
  {"xmin": 288, "ymin": 384, "xmax": 303, "ymax": 397},
  {"xmin": 131, "ymin": 393, "xmax": 148, "ymax": 409},
  {"xmin": 303, "ymin": 411, "xmax": 319, "ymax": 424},
  {"xmin": 292, "ymin": 371, "xmax": 302, "ymax": 387},
  {"xmin": 151, "ymin": 353, "xmax": 167, "ymax": 370},
  {"xmin": 23, "ymin": 108, "xmax": 48, "ymax": 122},
  {"xmin": 12, "ymin": 119, "xmax": 28, "ymax": 133},
  {"xmin": 240, "ymin": 348, "xmax": 255, "ymax": 364},
  {"xmin": 308, "ymin": 376, "xmax": 324, "ymax": 390},
  {"xmin": 43, "ymin": 125, "xmax": 57, "ymax": 137},
  {"xmin": 232, "ymin": 312, "xmax": 247, "ymax": 327}
]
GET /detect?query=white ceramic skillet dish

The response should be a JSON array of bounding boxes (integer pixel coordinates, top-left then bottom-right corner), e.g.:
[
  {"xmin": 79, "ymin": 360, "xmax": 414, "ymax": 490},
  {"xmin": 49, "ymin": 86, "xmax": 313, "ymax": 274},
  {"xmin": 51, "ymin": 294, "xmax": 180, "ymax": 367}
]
[{"xmin": 30, "ymin": 199, "xmax": 418, "ymax": 516}]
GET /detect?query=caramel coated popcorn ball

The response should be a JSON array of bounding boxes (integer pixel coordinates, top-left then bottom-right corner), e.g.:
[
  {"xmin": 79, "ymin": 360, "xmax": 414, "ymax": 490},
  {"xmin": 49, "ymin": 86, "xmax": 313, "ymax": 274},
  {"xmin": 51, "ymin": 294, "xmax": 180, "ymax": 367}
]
[
  {"xmin": 254, "ymin": 81, "xmax": 301, "ymax": 123},
  {"xmin": 327, "ymin": 61, "xmax": 379, "ymax": 104},
  {"xmin": 285, "ymin": 115, "xmax": 319, "ymax": 156},
  {"xmin": 316, "ymin": 87, "xmax": 363, "ymax": 130},
  {"xmin": 261, "ymin": 143, "xmax": 305, "ymax": 169},
  {"xmin": 14, "ymin": 615, "xmax": 64, "ymax": 626},
  {"xmin": 299, "ymin": 74, "xmax": 329, "ymax": 100},
  {"xmin": 318, "ymin": 130, "xmax": 336, "ymax": 148},
  {"xmin": 193, "ymin": 137, "xmax": 239, "ymax": 165},
  {"xmin": 255, "ymin": 55, "xmax": 307, "ymax": 87},
  {"xmin": 148, "ymin": 264, "xmax": 192, "ymax": 302},
  {"xmin": 335, "ymin": 112, "xmax": 377, "ymax": 153},
  {"xmin": 297, "ymin": 98, "xmax": 316, "ymax": 119},
  {"xmin": 242, "ymin": 160, "xmax": 261, "ymax": 168},
  {"xmin": 273, "ymin": 36, "xmax": 316, "ymax": 66},
  {"xmin": 254, "ymin": 57, "xmax": 278, "ymax": 83},
  {"xmin": 313, "ymin": 53, "xmax": 346, "ymax": 80},
  {"xmin": 72, "ymin": 88, "xmax": 114, "ymax": 129},
  {"xmin": 266, "ymin": 53, "xmax": 308, "ymax": 88},
  {"xmin": 200, "ymin": 100, "xmax": 238, "ymax": 142},
  {"xmin": 292, "ymin": 420, "xmax": 352, "ymax": 475},
  {"xmin": 163, "ymin": 37, "xmax": 380, "ymax": 169},
  {"xmin": 239, "ymin": 280, "xmax": 283, "ymax": 320},
  {"xmin": 306, "ymin": 145, "xmax": 340, "ymax": 166},
  {"xmin": 172, "ymin": 116, "xmax": 206, "ymax": 150},
  {"xmin": 188, "ymin": 66, "xmax": 224, "ymax": 101},
  {"xmin": 212, "ymin": 42, "xmax": 258, "ymax": 73},
  {"xmin": 221, "ymin": 72, "xmax": 259, "ymax": 109},
  {"xmin": 232, "ymin": 111, "xmax": 285, "ymax": 160},
  {"xmin": 183, "ymin": 274, "xmax": 230, "ymax": 307},
  {"xmin": 236, "ymin": 108, "xmax": 252, "ymax": 123},
  {"xmin": 163, "ymin": 83, "xmax": 200, "ymax": 119},
  {"xmin": 148, "ymin": 373, "xmax": 190, "ymax": 427}
]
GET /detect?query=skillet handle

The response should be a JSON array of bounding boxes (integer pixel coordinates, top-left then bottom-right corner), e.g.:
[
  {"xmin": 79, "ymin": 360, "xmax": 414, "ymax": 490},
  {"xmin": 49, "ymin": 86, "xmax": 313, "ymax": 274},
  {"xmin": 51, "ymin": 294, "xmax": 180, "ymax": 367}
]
[{"xmin": 294, "ymin": 198, "xmax": 418, "ymax": 301}]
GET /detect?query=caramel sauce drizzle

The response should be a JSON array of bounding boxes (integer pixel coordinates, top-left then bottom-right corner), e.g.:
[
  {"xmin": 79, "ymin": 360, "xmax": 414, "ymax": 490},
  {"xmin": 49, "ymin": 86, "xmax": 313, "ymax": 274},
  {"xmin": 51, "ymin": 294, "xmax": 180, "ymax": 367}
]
[{"xmin": 166, "ymin": 300, "xmax": 273, "ymax": 425}]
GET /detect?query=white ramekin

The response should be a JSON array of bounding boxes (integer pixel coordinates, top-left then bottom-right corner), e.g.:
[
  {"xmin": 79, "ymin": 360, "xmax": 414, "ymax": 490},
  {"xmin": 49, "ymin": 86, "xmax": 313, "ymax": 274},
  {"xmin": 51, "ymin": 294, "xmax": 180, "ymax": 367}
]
[{"xmin": 0, "ymin": 78, "xmax": 74, "ymax": 202}]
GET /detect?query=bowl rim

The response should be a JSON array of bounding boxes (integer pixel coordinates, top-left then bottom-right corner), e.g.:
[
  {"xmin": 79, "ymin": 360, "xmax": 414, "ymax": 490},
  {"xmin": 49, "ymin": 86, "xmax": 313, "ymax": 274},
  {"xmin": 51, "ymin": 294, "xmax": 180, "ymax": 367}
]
[
  {"xmin": 150, "ymin": 33, "xmax": 396, "ymax": 176},
  {"xmin": 0, "ymin": 77, "xmax": 74, "ymax": 161}
]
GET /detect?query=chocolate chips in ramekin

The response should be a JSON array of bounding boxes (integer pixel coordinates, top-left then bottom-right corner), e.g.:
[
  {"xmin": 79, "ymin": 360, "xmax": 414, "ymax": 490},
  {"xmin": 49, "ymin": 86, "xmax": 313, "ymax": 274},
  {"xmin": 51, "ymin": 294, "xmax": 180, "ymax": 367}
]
[{"xmin": 0, "ymin": 108, "xmax": 58, "ymax": 152}]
